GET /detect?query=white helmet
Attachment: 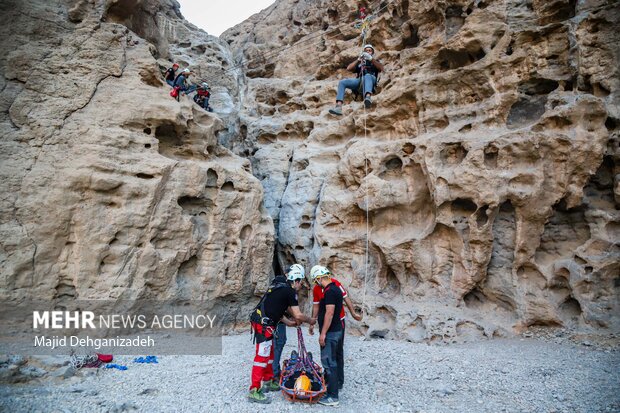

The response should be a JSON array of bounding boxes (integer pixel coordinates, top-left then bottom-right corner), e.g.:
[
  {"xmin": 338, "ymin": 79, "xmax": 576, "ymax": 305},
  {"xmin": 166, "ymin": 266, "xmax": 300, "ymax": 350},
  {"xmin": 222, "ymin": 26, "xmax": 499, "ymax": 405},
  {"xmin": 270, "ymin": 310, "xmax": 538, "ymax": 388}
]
[
  {"xmin": 183, "ymin": 68, "xmax": 191, "ymax": 74},
  {"xmin": 363, "ymin": 44, "xmax": 375, "ymax": 54},
  {"xmin": 286, "ymin": 264, "xmax": 305, "ymax": 281},
  {"xmin": 310, "ymin": 265, "xmax": 330, "ymax": 282},
  {"xmin": 201, "ymin": 82, "xmax": 210, "ymax": 90}
]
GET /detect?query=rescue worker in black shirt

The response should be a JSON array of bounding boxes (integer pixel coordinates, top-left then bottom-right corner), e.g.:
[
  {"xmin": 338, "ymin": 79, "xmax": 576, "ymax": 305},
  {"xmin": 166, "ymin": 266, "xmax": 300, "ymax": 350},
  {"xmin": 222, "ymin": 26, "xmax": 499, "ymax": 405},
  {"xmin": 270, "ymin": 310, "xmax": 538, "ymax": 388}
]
[
  {"xmin": 248, "ymin": 269, "xmax": 316, "ymax": 404},
  {"xmin": 311, "ymin": 265, "xmax": 345, "ymax": 407}
]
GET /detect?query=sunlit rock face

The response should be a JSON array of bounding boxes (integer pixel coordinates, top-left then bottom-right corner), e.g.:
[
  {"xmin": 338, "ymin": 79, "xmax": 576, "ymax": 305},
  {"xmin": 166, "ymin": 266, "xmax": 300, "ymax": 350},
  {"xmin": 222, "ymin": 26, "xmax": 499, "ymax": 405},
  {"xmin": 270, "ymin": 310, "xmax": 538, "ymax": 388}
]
[
  {"xmin": 1, "ymin": 0, "xmax": 618, "ymax": 341},
  {"xmin": 222, "ymin": 0, "xmax": 619, "ymax": 339},
  {"xmin": 0, "ymin": 0, "xmax": 274, "ymax": 327}
]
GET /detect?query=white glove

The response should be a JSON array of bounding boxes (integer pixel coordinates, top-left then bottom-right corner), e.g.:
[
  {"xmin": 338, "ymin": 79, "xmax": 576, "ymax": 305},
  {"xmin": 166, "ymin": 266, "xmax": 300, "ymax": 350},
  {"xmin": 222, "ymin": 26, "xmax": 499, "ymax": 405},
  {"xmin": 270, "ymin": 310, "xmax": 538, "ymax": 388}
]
[{"xmin": 361, "ymin": 52, "xmax": 373, "ymax": 61}]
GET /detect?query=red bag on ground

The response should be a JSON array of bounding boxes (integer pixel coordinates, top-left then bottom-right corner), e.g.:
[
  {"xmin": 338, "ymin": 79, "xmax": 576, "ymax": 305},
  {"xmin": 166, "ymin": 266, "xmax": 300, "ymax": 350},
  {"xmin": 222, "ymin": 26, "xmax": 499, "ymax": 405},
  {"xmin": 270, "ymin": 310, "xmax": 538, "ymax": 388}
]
[
  {"xmin": 170, "ymin": 86, "xmax": 180, "ymax": 98},
  {"xmin": 97, "ymin": 353, "xmax": 113, "ymax": 363}
]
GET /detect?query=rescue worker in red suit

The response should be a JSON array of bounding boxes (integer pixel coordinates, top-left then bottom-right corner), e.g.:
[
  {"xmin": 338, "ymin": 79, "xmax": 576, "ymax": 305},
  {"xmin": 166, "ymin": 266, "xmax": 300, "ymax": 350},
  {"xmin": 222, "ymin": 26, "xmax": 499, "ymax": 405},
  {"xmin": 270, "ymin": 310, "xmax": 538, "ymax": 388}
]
[{"xmin": 248, "ymin": 265, "xmax": 315, "ymax": 404}]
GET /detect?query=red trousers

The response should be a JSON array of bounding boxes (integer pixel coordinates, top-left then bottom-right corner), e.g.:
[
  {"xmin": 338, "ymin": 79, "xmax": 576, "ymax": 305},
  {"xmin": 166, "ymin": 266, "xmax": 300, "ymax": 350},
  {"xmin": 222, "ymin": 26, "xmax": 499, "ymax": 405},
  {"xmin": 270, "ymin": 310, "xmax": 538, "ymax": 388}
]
[{"xmin": 250, "ymin": 338, "xmax": 275, "ymax": 390}]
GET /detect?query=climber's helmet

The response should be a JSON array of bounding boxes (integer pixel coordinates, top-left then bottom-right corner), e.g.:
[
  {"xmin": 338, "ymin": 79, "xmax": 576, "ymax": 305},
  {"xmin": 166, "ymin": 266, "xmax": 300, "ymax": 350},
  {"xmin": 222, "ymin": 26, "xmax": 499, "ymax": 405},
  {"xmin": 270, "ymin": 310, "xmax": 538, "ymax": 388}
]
[
  {"xmin": 310, "ymin": 265, "xmax": 331, "ymax": 283},
  {"xmin": 286, "ymin": 264, "xmax": 305, "ymax": 282}
]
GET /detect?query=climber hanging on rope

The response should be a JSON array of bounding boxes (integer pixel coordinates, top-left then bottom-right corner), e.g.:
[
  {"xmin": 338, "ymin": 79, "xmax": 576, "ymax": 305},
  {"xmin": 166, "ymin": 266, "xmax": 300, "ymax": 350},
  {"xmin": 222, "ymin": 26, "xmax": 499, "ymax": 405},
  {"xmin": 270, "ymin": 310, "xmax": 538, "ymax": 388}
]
[{"xmin": 328, "ymin": 44, "xmax": 384, "ymax": 116}]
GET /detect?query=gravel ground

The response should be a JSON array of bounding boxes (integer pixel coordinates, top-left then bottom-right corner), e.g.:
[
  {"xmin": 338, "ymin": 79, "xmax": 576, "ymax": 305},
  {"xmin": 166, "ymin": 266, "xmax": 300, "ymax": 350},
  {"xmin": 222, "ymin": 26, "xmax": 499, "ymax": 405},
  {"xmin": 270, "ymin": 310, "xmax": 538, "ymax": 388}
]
[{"xmin": 1, "ymin": 328, "xmax": 619, "ymax": 413}]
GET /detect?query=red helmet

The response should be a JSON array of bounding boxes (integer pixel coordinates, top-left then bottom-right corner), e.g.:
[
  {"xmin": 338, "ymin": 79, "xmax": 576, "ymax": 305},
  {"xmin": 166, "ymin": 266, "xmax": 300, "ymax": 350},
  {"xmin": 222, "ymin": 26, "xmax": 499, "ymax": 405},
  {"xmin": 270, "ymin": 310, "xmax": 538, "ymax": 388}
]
[{"xmin": 172, "ymin": 63, "xmax": 179, "ymax": 68}]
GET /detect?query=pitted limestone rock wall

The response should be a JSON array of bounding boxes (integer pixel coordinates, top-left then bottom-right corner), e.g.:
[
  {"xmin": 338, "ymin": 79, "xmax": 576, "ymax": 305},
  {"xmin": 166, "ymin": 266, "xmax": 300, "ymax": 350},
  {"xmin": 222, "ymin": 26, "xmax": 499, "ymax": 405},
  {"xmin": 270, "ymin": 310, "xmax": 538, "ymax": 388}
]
[
  {"xmin": 0, "ymin": 0, "xmax": 274, "ymax": 326},
  {"xmin": 223, "ymin": 0, "xmax": 620, "ymax": 340}
]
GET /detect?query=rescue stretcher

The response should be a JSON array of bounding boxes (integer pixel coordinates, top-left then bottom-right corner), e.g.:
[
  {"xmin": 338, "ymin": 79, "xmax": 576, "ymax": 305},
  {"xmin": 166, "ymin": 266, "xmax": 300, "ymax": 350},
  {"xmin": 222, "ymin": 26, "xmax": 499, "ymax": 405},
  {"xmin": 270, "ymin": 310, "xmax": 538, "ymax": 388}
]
[{"xmin": 279, "ymin": 327, "xmax": 327, "ymax": 403}]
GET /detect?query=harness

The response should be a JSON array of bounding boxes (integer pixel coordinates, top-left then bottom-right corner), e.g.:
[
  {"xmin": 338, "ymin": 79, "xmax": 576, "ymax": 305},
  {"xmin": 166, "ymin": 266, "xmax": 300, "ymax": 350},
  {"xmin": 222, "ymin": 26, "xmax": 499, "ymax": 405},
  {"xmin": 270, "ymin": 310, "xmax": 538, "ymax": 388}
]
[
  {"xmin": 354, "ymin": 60, "xmax": 380, "ymax": 101},
  {"xmin": 249, "ymin": 280, "xmax": 288, "ymax": 343}
]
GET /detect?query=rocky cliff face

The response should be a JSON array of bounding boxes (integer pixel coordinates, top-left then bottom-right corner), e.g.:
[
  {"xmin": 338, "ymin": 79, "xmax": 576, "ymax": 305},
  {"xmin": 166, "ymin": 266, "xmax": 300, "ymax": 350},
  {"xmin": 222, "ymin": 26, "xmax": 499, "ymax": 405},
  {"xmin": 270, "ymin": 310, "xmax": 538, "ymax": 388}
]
[
  {"xmin": 0, "ymin": 0, "xmax": 273, "ymax": 326},
  {"xmin": 1, "ymin": 0, "xmax": 618, "ymax": 341},
  {"xmin": 222, "ymin": 0, "xmax": 619, "ymax": 339}
]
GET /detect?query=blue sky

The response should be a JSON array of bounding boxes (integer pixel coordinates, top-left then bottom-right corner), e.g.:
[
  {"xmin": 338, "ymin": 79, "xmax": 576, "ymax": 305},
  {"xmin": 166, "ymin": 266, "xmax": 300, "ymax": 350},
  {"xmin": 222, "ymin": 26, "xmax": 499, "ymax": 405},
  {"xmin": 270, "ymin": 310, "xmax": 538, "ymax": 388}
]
[{"xmin": 176, "ymin": 0, "xmax": 276, "ymax": 36}]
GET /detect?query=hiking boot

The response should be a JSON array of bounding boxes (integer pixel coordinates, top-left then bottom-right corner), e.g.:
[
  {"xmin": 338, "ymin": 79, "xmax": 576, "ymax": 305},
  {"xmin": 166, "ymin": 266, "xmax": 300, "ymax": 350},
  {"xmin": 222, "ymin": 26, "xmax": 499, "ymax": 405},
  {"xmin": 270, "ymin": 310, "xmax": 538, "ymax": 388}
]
[
  {"xmin": 248, "ymin": 388, "xmax": 271, "ymax": 404},
  {"xmin": 262, "ymin": 379, "xmax": 280, "ymax": 392},
  {"xmin": 364, "ymin": 95, "xmax": 372, "ymax": 108},
  {"xmin": 319, "ymin": 396, "xmax": 339, "ymax": 406},
  {"xmin": 329, "ymin": 105, "xmax": 343, "ymax": 116}
]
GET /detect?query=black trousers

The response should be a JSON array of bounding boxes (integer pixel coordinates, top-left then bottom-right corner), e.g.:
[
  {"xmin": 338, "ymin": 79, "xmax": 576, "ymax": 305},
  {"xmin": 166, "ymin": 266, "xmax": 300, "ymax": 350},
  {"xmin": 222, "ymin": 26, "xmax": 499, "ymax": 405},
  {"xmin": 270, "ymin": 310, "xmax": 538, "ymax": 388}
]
[{"xmin": 336, "ymin": 320, "xmax": 345, "ymax": 387}]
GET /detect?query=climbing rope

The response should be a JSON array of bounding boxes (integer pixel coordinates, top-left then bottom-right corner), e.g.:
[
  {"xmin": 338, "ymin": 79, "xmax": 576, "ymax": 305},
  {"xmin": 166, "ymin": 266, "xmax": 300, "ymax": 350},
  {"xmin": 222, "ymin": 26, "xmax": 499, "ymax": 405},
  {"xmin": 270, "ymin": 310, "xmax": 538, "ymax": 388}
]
[
  {"xmin": 361, "ymin": 97, "xmax": 370, "ymax": 317},
  {"xmin": 359, "ymin": 9, "xmax": 372, "ymax": 317}
]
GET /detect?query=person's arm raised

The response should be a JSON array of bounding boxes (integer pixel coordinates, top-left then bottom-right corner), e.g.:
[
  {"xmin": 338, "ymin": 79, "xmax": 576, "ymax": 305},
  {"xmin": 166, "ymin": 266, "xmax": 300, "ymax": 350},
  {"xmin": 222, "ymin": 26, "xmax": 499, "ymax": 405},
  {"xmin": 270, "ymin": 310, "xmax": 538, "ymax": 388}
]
[{"xmin": 346, "ymin": 59, "xmax": 359, "ymax": 71}]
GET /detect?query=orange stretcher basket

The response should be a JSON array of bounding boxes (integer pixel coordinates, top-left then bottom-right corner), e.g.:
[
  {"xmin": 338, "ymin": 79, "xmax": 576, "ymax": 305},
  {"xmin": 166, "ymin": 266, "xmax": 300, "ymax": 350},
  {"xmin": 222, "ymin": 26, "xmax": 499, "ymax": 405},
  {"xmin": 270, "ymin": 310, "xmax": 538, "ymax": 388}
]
[{"xmin": 279, "ymin": 328, "xmax": 327, "ymax": 403}]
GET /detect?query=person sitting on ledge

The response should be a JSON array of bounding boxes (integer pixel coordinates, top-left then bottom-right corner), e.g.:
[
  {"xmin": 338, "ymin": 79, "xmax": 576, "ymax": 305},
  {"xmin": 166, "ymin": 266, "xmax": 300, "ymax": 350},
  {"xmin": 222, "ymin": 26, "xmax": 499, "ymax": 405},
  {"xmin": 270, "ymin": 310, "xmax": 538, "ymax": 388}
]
[{"xmin": 164, "ymin": 63, "xmax": 179, "ymax": 87}]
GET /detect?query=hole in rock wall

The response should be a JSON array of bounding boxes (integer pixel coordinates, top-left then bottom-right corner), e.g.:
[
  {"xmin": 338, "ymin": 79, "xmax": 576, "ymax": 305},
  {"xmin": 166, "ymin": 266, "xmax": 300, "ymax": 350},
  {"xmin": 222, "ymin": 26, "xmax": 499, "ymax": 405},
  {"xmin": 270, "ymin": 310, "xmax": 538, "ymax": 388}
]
[
  {"xmin": 103, "ymin": 0, "xmax": 165, "ymax": 55},
  {"xmin": 476, "ymin": 205, "xmax": 489, "ymax": 227},
  {"xmin": 402, "ymin": 143, "xmax": 415, "ymax": 154},
  {"xmin": 506, "ymin": 95, "xmax": 547, "ymax": 128},
  {"xmin": 206, "ymin": 169, "xmax": 218, "ymax": 187},
  {"xmin": 559, "ymin": 296, "xmax": 582, "ymax": 318},
  {"xmin": 583, "ymin": 156, "xmax": 616, "ymax": 211},
  {"xmin": 382, "ymin": 267, "xmax": 401, "ymax": 296},
  {"xmin": 452, "ymin": 198, "xmax": 478, "ymax": 217},
  {"xmin": 463, "ymin": 287, "xmax": 486, "ymax": 310},
  {"xmin": 240, "ymin": 225, "xmax": 252, "ymax": 242},
  {"xmin": 445, "ymin": 5, "xmax": 465, "ymax": 38},
  {"xmin": 536, "ymin": 0, "xmax": 577, "ymax": 24},
  {"xmin": 401, "ymin": 23, "xmax": 420, "ymax": 49},
  {"xmin": 136, "ymin": 173, "xmax": 154, "ymax": 179},
  {"xmin": 155, "ymin": 123, "xmax": 192, "ymax": 159},
  {"xmin": 605, "ymin": 117, "xmax": 618, "ymax": 132},
  {"xmin": 176, "ymin": 255, "xmax": 198, "ymax": 294},
  {"xmin": 440, "ymin": 143, "xmax": 468, "ymax": 165},
  {"xmin": 143, "ymin": 128, "xmax": 151, "ymax": 135},
  {"xmin": 177, "ymin": 196, "xmax": 214, "ymax": 215},
  {"xmin": 438, "ymin": 46, "xmax": 486, "ymax": 70},
  {"xmin": 385, "ymin": 156, "xmax": 403, "ymax": 171},
  {"xmin": 221, "ymin": 181, "xmax": 235, "ymax": 192},
  {"xmin": 144, "ymin": 144, "xmax": 151, "ymax": 149},
  {"xmin": 484, "ymin": 144, "xmax": 498, "ymax": 168},
  {"xmin": 518, "ymin": 78, "xmax": 559, "ymax": 96},
  {"xmin": 507, "ymin": 78, "xmax": 559, "ymax": 129},
  {"xmin": 139, "ymin": 67, "xmax": 162, "ymax": 87}
]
